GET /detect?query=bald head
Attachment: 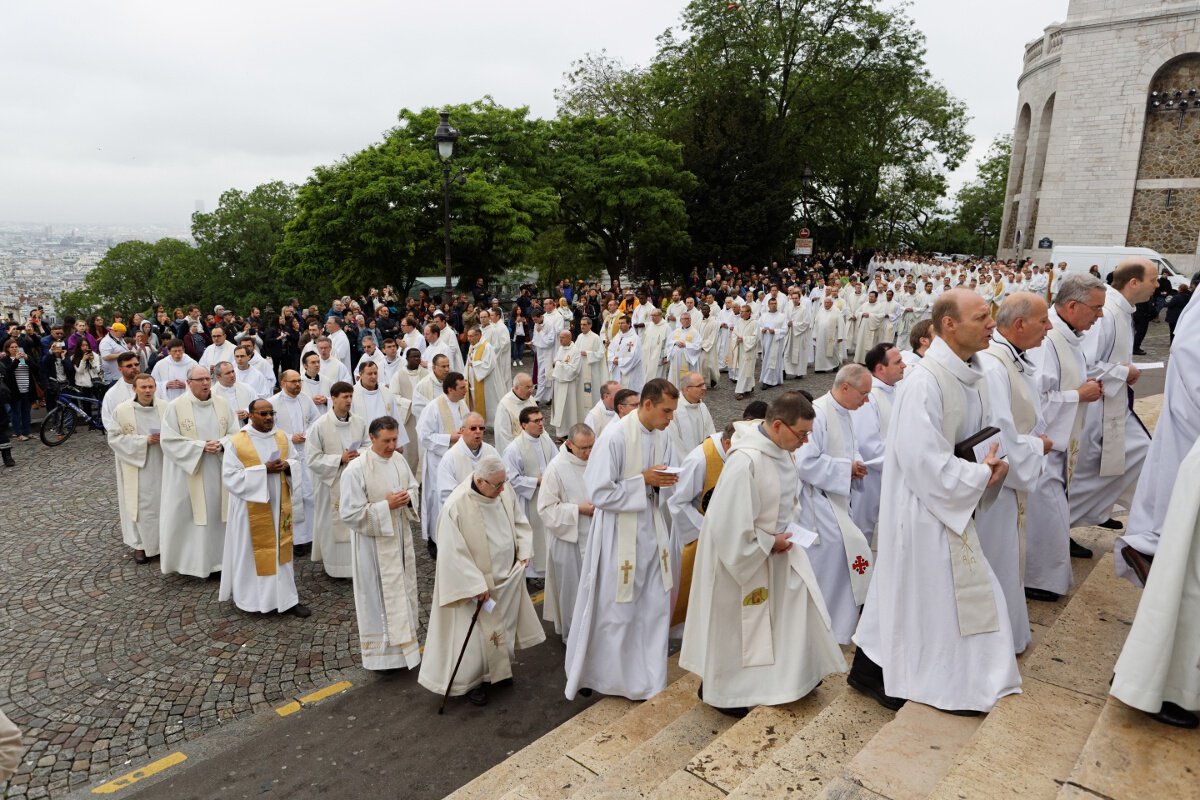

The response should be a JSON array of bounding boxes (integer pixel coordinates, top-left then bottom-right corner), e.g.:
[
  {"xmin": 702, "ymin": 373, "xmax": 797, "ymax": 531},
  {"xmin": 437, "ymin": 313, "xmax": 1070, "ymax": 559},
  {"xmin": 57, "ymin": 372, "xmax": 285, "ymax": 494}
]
[
  {"xmin": 513, "ymin": 372, "xmax": 534, "ymax": 400},
  {"xmin": 996, "ymin": 292, "xmax": 1051, "ymax": 351},
  {"xmin": 932, "ymin": 288, "xmax": 994, "ymax": 358}
]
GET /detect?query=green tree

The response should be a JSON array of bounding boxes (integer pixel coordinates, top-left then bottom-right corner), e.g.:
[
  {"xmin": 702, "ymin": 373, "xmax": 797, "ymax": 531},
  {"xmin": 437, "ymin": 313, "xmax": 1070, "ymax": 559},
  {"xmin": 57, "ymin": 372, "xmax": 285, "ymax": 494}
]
[
  {"xmin": 191, "ymin": 180, "xmax": 298, "ymax": 311},
  {"xmin": 952, "ymin": 135, "xmax": 1012, "ymax": 256},
  {"xmin": 276, "ymin": 99, "xmax": 557, "ymax": 300},
  {"xmin": 57, "ymin": 238, "xmax": 203, "ymax": 319},
  {"xmin": 544, "ymin": 115, "xmax": 695, "ymax": 285}
]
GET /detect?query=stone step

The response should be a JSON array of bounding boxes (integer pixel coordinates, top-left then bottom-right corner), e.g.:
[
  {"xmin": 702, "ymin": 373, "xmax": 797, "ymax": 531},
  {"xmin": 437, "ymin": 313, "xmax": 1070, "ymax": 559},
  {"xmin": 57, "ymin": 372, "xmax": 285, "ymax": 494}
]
[
  {"xmin": 925, "ymin": 551, "xmax": 1140, "ymax": 798},
  {"xmin": 1055, "ymin": 697, "xmax": 1200, "ymax": 800},
  {"xmin": 724, "ymin": 687, "xmax": 896, "ymax": 799},
  {"xmin": 840, "ymin": 701, "xmax": 984, "ymax": 800},
  {"xmin": 647, "ymin": 680, "xmax": 848, "ymax": 800}
]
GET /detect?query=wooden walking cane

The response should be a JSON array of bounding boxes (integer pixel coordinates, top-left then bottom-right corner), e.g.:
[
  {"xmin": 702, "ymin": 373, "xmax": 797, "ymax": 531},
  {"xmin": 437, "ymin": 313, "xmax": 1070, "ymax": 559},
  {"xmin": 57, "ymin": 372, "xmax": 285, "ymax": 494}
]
[{"xmin": 438, "ymin": 599, "xmax": 484, "ymax": 714}]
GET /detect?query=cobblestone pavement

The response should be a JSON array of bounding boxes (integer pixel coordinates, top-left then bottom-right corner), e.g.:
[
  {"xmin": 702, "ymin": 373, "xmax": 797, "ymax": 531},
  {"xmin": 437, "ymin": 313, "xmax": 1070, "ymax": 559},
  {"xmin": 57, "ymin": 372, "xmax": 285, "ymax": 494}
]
[{"xmin": 0, "ymin": 321, "xmax": 1173, "ymax": 798}]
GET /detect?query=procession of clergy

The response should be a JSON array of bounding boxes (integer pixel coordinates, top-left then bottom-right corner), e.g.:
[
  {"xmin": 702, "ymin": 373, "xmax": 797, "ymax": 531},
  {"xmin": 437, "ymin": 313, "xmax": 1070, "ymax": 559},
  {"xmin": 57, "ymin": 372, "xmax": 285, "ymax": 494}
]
[{"xmin": 100, "ymin": 257, "xmax": 1200, "ymax": 724}]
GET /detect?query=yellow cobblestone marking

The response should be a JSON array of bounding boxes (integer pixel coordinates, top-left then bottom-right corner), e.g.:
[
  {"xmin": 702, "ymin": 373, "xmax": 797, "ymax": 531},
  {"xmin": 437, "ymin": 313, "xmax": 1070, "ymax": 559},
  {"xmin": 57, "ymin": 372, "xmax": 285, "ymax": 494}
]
[
  {"xmin": 275, "ymin": 700, "xmax": 302, "ymax": 717},
  {"xmin": 275, "ymin": 680, "xmax": 353, "ymax": 717},
  {"xmin": 91, "ymin": 752, "xmax": 187, "ymax": 794}
]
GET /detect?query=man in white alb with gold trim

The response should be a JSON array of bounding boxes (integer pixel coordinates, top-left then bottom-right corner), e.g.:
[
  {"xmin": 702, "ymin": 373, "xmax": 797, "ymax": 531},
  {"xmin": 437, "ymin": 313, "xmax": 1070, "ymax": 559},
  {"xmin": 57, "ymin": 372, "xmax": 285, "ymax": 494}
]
[{"xmin": 108, "ymin": 373, "xmax": 166, "ymax": 564}]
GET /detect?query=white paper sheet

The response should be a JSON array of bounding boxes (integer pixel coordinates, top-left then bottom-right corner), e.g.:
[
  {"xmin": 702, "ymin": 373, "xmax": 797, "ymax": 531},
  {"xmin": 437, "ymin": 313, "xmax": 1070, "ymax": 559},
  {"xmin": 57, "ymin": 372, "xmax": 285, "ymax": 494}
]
[
  {"xmin": 785, "ymin": 522, "xmax": 819, "ymax": 548},
  {"xmin": 1132, "ymin": 361, "xmax": 1164, "ymax": 370},
  {"xmin": 972, "ymin": 432, "xmax": 1003, "ymax": 463}
]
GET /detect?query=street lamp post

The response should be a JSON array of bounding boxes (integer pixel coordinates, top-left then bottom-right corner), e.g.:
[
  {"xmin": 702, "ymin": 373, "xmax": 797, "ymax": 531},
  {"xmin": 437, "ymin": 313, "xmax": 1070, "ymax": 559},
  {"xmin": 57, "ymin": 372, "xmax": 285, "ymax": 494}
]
[
  {"xmin": 976, "ymin": 216, "xmax": 991, "ymax": 260},
  {"xmin": 799, "ymin": 164, "xmax": 815, "ymax": 265},
  {"xmin": 434, "ymin": 111, "xmax": 460, "ymax": 305}
]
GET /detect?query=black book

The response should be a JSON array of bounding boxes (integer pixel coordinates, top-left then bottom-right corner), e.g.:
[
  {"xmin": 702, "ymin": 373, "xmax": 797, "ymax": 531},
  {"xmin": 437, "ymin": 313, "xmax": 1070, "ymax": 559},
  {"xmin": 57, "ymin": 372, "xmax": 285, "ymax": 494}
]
[{"xmin": 954, "ymin": 426, "xmax": 1000, "ymax": 463}]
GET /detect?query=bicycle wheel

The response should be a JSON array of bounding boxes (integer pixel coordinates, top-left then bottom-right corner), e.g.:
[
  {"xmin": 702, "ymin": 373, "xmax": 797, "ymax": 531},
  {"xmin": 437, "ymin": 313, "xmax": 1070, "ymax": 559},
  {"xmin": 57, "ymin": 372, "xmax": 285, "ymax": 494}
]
[{"xmin": 40, "ymin": 406, "xmax": 77, "ymax": 447}]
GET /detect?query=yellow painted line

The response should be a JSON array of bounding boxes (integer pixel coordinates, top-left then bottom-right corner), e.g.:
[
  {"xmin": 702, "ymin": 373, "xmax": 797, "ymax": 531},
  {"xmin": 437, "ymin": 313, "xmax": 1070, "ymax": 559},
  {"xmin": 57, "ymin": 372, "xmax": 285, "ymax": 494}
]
[
  {"xmin": 531, "ymin": 591, "xmax": 544, "ymax": 605},
  {"xmin": 299, "ymin": 680, "xmax": 353, "ymax": 705},
  {"xmin": 91, "ymin": 752, "xmax": 187, "ymax": 794},
  {"xmin": 275, "ymin": 700, "xmax": 302, "ymax": 717}
]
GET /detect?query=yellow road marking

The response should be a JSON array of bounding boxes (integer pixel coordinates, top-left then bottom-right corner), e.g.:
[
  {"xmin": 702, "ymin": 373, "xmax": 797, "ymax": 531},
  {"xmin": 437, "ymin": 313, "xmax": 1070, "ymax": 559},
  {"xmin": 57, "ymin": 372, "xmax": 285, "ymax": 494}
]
[
  {"xmin": 275, "ymin": 701, "xmax": 302, "ymax": 717},
  {"xmin": 299, "ymin": 680, "xmax": 353, "ymax": 705},
  {"xmin": 91, "ymin": 752, "xmax": 187, "ymax": 794},
  {"xmin": 531, "ymin": 591, "xmax": 544, "ymax": 605}
]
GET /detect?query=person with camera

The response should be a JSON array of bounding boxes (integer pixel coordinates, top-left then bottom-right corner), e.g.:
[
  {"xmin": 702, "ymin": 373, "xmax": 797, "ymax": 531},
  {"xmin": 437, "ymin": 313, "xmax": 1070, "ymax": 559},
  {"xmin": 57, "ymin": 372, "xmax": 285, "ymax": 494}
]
[
  {"xmin": 1, "ymin": 337, "xmax": 41, "ymax": 441},
  {"xmin": 39, "ymin": 341, "xmax": 75, "ymax": 411}
]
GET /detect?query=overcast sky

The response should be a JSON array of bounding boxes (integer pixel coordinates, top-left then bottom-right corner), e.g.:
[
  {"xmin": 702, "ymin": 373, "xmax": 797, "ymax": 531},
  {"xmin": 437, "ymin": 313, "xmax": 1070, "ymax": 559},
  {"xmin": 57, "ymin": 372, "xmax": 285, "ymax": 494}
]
[{"xmin": 0, "ymin": 0, "xmax": 1068, "ymax": 227}]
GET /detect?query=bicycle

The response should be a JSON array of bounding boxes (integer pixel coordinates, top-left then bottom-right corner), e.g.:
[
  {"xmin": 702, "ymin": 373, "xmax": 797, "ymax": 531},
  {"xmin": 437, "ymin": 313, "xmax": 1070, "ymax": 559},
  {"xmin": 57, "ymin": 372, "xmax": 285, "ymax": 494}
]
[{"xmin": 40, "ymin": 387, "xmax": 106, "ymax": 446}]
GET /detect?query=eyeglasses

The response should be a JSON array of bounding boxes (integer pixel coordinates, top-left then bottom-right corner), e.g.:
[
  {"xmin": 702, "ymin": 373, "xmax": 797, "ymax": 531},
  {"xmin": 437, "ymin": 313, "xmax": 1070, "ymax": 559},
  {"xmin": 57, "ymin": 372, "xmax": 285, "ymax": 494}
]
[
  {"xmin": 465, "ymin": 425, "xmax": 485, "ymax": 431},
  {"xmin": 479, "ymin": 476, "xmax": 506, "ymax": 490},
  {"xmin": 187, "ymin": 377, "xmax": 212, "ymax": 383},
  {"xmin": 254, "ymin": 411, "xmax": 277, "ymax": 417},
  {"xmin": 782, "ymin": 420, "xmax": 811, "ymax": 444},
  {"xmin": 526, "ymin": 418, "xmax": 544, "ymax": 426}
]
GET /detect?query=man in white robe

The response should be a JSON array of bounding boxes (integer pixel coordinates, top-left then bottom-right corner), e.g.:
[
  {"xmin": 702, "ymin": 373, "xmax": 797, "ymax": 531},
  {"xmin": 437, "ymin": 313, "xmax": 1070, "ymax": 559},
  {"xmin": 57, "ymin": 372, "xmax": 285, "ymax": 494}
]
[
  {"xmin": 198, "ymin": 326, "xmax": 236, "ymax": 369},
  {"xmin": 378, "ymin": 338, "xmax": 404, "ymax": 387},
  {"xmin": 851, "ymin": 290, "xmax": 1019, "ymax": 715},
  {"xmin": 757, "ymin": 298, "xmax": 788, "ymax": 388},
  {"xmin": 853, "ymin": 291, "xmax": 889, "ymax": 364},
  {"xmin": 667, "ymin": 372, "xmax": 716, "ymax": 457},
  {"xmin": 464, "ymin": 326, "xmax": 502, "ymax": 424},
  {"xmin": 151, "ymin": 340, "xmax": 196, "ymax": 402},
  {"xmin": 728, "ymin": 304, "xmax": 760, "ymax": 399},
  {"xmin": 315, "ymin": 337, "xmax": 352, "ymax": 386},
  {"xmin": 299, "ymin": 352, "xmax": 331, "ymax": 416},
  {"xmin": 305, "ymin": 382, "xmax": 368, "ymax": 578},
  {"xmin": 550, "ymin": 330, "xmax": 585, "ymax": 436},
  {"xmin": 233, "ymin": 347, "xmax": 270, "ymax": 399},
  {"xmin": 797, "ymin": 364, "xmax": 875, "ymax": 645},
  {"xmin": 565, "ymin": 378, "xmax": 680, "ymax": 701},
  {"xmin": 212, "ymin": 361, "xmax": 254, "ymax": 427},
  {"xmin": 339, "ymin": 415, "xmax": 423, "ymax": 672},
  {"xmin": 159, "ymin": 367, "xmax": 239, "ymax": 579},
  {"xmin": 812, "ymin": 297, "xmax": 846, "ymax": 373},
  {"xmin": 697, "ymin": 304, "xmax": 721, "ymax": 388},
  {"xmin": 423, "ymin": 322, "xmax": 462, "ymax": 376},
  {"xmin": 1110, "ymin": 435, "xmax": 1200, "ymax": 729},
  {"xmin": 664, "ymin": 312, "xmax": 702, "ymax": 387},
  {"xmin": 415, "ymin": 371, "xmax": 469, "ymax": 554},
  {"xmin": 218, "ymin": 399, "xmax": 309, "ymax": 617},
  {"xmin": 100, "ymin": 352, "xmax": 138, "ymax": 432},
  {"xmin": 681, "ymin": 396, "xmax": 846, "ymax": 714},
  {"xmin": 418, "ymin": 455, "xmax": 545, "ymax": 706},
  {"xmin": 975, "ymin": 295, "xmax": 1052, "ymax": 654},
  {"xmin": 436, "ymin": 412, "xmax": 498, "ymax": 504},
  {"xmin": 665, "ymin": 289, "xmax": 686, "ymax": 331},
  {"xmin": 573, "ymin": 316, "xmax": 608, "ymax": 413},
  {"xmin": 531, "ymin": 305, "xmax": 562, "ymax": 405},
  {"xmin": 538, "ymin": 424, "xmax": 596, "ymax": 639},
  {"xmin": 108, "ymin": 373, "xmax": 165, "ymax": 564},
  {"xmin": 1117, "ymin": 289, "xmax": 1200, "ymax": 587},
  {"xmin": 388, "ymin": 347, "xmax": 428, "ymax": 402},
  {"xmin": 399, "ymin": 317, "xmax": 426, "ymax": 362},
  {"xmin": 352, "ymin": 335, "xmax": 385, "ymax": 381},
  {"xmin": 410, "ymin": 353, "xmax": 449, "ymax": 425},
  {"xmin": 584, "ymin": 380, "xmax": 621, "ymax": 440},
  {"xmin": 485, "ymin": 309, "xmax": 513, "ymax": 390},
  {"xmin": 502, "ymin": 406, "xmax": 559, "ymax": 578},
  {"xmin": 351, "ymin": 361, "xmax": 404, "ymax": 441},
  {"xmin": 639, "ymin": 308, "xmax": 670, "ymax": 382},
  {"xmin": 716, "ymin": 297, "xmax": 737, "ymax": 370},
  {"xmin": 493, "ymin": 373, "xmax": 537, "ymax": 456},
  {"xmin": 850, "ymin": 343, "xmax": 905, "ymax": 544},
  {"xmin": 784, "ymin": 289, "xmax": 812, "ymax": 379},
  {"xmin": 894, "ymin": 285, "xmax": 920, "ymax": 351},
  {"xmin": 269, "ymin": 371, "xmax": 320, "ymax": 553},
  {"xmin": 607, "ymin": 316, "xmax": 644, "ymax": 392}
]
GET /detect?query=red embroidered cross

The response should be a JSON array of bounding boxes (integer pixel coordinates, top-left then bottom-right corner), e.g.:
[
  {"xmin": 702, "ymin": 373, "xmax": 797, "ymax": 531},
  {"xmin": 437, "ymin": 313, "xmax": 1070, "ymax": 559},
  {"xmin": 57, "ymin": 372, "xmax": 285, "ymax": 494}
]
[{"xmin": 852, "ymin": 556, "xmax": 870, "ymax": 575}]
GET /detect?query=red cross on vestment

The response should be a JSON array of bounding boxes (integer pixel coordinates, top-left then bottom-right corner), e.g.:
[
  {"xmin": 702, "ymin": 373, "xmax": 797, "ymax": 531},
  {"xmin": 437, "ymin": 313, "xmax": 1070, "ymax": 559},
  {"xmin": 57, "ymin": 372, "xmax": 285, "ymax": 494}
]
[{"xmin": 852, "ymin": 555, "xmax": 870, "ymax": 575}]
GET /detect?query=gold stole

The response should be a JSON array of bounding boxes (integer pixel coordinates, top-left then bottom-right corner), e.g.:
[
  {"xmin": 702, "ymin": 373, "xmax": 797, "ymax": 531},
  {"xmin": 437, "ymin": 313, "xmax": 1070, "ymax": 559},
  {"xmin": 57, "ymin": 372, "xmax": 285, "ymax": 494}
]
[
  {"xmin": 437, "ymin": 394, "xmax": 458, "ymax": 436},
  {"xmin": 173, "ymin": 393, "xmax": 231, "ymax": 525},
  {"xmin": 469, "ymin": 342, "xmax": 488, "ymax": 417},
  {"xmin": 115, "ymin": 399, "xmax": 165, "ymax": 521},
  {"xmin": 670, "ymin": 437, "xmax": 724, "ymax": 628},
  {"xmin": 230, "ymin": 429, "xmax": 293, "ymax": 576}
]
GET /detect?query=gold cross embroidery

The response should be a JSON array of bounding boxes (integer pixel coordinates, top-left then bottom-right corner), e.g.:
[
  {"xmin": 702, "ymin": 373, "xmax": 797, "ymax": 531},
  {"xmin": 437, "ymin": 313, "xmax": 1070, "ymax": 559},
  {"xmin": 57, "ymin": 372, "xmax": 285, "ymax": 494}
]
[
  {"xmin": 619, "ymin": 560, "xmax": 633, "ymax": 584},
  {"xmin": 660, "ymin": 549, "xmax": 669, "ymax": 575},
  {"xmin": 489, "ymin": 631, "xmax": 503, "ymax": 649}
]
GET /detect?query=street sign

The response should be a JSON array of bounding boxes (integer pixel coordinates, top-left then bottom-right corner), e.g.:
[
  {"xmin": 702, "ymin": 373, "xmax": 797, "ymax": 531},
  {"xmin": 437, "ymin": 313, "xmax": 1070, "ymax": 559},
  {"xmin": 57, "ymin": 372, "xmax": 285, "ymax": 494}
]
[
  {"xmin": 795, "ymin": 237, "xmax": 814, "ymax": 256},
  {"xmin": 799, "ymin": 228, "xmax": 810, "ymax": 238},
  {"xmin": 1038, "ymin": 237, "xmax": 1053, "ymax": 249}
]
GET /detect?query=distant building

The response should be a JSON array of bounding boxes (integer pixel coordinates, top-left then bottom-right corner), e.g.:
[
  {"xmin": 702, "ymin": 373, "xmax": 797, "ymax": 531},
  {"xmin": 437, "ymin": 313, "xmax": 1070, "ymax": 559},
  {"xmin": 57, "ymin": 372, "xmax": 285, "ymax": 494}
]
[{"xmin": 1000, "ymin": 0, "xmax": 1200, "ymax": 273}]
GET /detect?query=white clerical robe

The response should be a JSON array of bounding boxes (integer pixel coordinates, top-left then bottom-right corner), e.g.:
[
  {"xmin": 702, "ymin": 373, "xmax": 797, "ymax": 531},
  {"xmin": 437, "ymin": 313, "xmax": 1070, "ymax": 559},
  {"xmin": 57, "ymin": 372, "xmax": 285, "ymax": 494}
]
[
  {"xmin": 353, "ymin": 350, "xmax": 386, "ymax": 381},
  {"xmin": 853, "ymin": 338, "xmax": 1022, "ymax": 713},
  {"xmin": 409, "ymin": 373, "xmax": 441, "ymax": 426},
  {"xmin": 680, "ymin": 422, "xmax": 846, "ymax": 708},
  {"xmin": 894, "ymin": 294, "xmax": 918, "ymax": 350},
  {"xmin": 269, "ymin": 391, "xmax": 320, "ymax": 546},
  {"xmin": 379, "ymin": 355, "xmax": 404, "ymax": 387},
  {"xmin": 641, "ymin": 321, "xmax": 669, "ymax": 381},
  {"xmin": 213, "ymin": 381, "xmax": 254, "ymax": 426},
  {"xmin": 850, "ymin": 378, "xmax": 896, "ymax": 543},
  {"xmin": 698, "ymin": 315, "xmax": 721, "ymax": 385},
  {"xmin": 551, "ymin": 342, "xmax": 586, "ymax": 434},
  {"xmin": 436, "ymin": 440, "xmax": 500, "ymax": 504},
  {"xmin": 417, "ymin": 481, "xmax": 545, "ymax": 696},
  {"xmin": 1073, "ymin": 286, "xmax": 1150, "ymax": 528},
  {"xmin": 107, "ymin": 398, "xmax": 166, "ymax": 557},
  {"xmin": 757, "ymin": 311, "xmax": 788, "ymax": 386},
  {"xmin": 584, "ymin": 402, "xmax": 616, "ymax": 440},
  {"xmin": 339, "ymin": 450, "xmax": 423, "ymax": 671},
  {"xmin": 351, "ymin": 385, "xmax": 405, "ymax": 447},
  {"xmin": 564, "ymin": 413, "xmax": 678, "ymax": 701},
  {"xmin": 607, "ymin": 330, "xmax": 644, "ymax": 392},
  {"xmin": 466, "ymin": 339, "xmax": 502, "ymax": 422},
  {"xmin": 1110, "ymin": 436, "xmax": 1200, "ymax": 715},
  {"xmin": 716, "ymin": 307, "xmax": 736, "ymax": 368},
  {"xmin": 199, "ymin": 341, "xmax": 236, "ymax": 369},
  {"xmin": 152, "ymin": 355, "xmax": 197, "ymax": 402},
  {"xmin": 218, "ymin": 427, "xmax": 300, "ymax": 613},
  {"xmin": 301, "ymin": 371, "xmax": 332, "ymax": 416},
  {"xmin": 667, "ymin": 397, "xmax": 715, "ymax": 457},
  {"xmin": 976, "ymin": 332, "xmax": 1046, "ymax": 654},
  {"xmin": 100, "ymin": 379, "xmax": 135, "ymax": 432},
  {"xmin": 503, "ymin": 432, "xmax": 558, "ymax": 577},
  {"xmin": 728, "ymin": 318, "xmax": 760, "ymax": 393},
  {"xmin": 813, "ymin": 306, "xmax": 846, "ymax": 372},
  {"xmin": 575, "ymin": 330, "xmax": 608, "ymax": 411},
  {"xmin": 664, "ymin": 326, "xmax": 702, "ymax": 387},
  {"xmin": 159, "ymin": 394, "xmax": 238, "ymax": 578},
  {"xmin": 538, "ymin": 445, "xmax": 591, "ymax": 639},
  {"xmin": 305, "ymin": 412, "xmax": 369, "ymax": 578},
  {"xmin": 493, "ymin": 390, "xmax": 537, "ymax": 456},
  {"xmin": 234, "ymin": 365, "xmax": 270, "ymax": 399},
  {"xmin": 1117, "ymin": 290, "xmax": 1200, "ymax": 584},
  {"xmin": 389, "ymin": 365, "xmax": 429, "ymax": 402},
  {"xmin": 318, "ymin": 356, "xmax": 352, "ymax": 387},
  {"xmin": 484, "ymin": 322, "xmax": 512, "ymax": 390},
  {"xmin": 853, "ymin": 300, "xmax": 888, "ymax": 363},
  {"xmin": 797, "ymin": 395, "xmax": 874, "ymax": 645},
  {"xmin": 665, "ymin": 301, "xmax": 686, "ymax": 330},
  {"xmin": 416, "ymin": 395, "xmax": 469, "ymax": 542},
  {"xmin": 424, "ymin": 337, "xmax": 463, "ymax": 376},
  {"xmin": 532, "ymin": 316, "xmax": 562, "ymax": 404},
  {"xmin": 784, "ymin": 301, "xmax": 812, "ymax": 378}
]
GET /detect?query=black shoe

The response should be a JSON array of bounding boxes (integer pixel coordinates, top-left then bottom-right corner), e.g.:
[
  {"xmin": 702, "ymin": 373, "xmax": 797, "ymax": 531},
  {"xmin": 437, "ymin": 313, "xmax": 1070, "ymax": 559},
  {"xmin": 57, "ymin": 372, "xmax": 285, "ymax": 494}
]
[
  {"xmin": 288, "ymin": 603, "xmax": 312, "ymax": 618},
  {"xmin": 1070, "ymin": 538, "xmax": 1095, "ymax": 558},
  {"xmin": 1, "ymin": 448, "xmax": 13, "ymax": 468},
  {"xmin": 427, "ymin": 539, "xmax": 438, "ymax": 560},
  {"xmin": 1096, "ymin": 519, "xmax": 1123, "ymax": 531},
  {"xmin": 491, "ymin": 677, "xmax": 514, "ymax": 688},
  {"xmin": 206, "ymin": 570, "xmax": 222, "ymax": 582},
  {"xmin": 466, "ymin": 685, "xmax": 488, "ymax": 706},
  {"xmin": 1148, "ymin": 701, "xmax": 1200, "ymax": 729},
  {"xmin": 1024, "ymin": 587, "xmax": 1061, "ymax": 602},
  {"xmin": 133, "ymin": 549, "xmax": 149, "ymax": 565},
  {"xmin": 846, "ymin": 649, "xmax": 906, "ymax": 711},
  {"xmin": 293, "ymin": 542, "xmax": 312, "ymax": 558},
  {"xmin": 1121, "ymin": 546, "xmax": 1154, "ymax": 585},
  {"xmin": 578, "ymin": 688, "xmax": 593, "ymax": 698},
  {"xmin": 941, "ymin": 708, "xmax": 982, "ymax": 717},
  {"xmin": 1133, "ymin": 349, "xmax": 1148, "ymax": 356}
]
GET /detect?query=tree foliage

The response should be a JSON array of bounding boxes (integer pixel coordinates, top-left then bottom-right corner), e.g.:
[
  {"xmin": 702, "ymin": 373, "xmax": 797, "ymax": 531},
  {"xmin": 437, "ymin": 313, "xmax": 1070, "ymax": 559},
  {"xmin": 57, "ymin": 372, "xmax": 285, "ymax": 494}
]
[{"xmin": 58, "ymin": 238, "xmax": 205, "ymax": 318}]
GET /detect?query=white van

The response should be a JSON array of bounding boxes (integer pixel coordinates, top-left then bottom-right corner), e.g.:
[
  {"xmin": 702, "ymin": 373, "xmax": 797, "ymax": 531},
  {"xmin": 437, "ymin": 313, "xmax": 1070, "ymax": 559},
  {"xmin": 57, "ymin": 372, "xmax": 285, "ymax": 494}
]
[{"xmin": 1048, "ymin": 246, "xmax": 1190, "ymax": 289}]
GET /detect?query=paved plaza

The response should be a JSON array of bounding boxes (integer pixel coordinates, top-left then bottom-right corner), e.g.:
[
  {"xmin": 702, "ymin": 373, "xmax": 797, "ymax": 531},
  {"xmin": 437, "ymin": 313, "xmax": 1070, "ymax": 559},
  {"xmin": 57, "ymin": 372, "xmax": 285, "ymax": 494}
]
[{"xmin": 0, "ymin": 323, "xmax": 1174, "ymax": 798}]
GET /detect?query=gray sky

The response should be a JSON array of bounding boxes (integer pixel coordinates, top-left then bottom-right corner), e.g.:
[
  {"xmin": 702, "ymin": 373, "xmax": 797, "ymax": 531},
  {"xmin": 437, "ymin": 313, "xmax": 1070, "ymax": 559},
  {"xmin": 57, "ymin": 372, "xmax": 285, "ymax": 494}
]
[{"xmin": 0, "ymin": 0, "xmax": 1068, "ymax": 226}]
